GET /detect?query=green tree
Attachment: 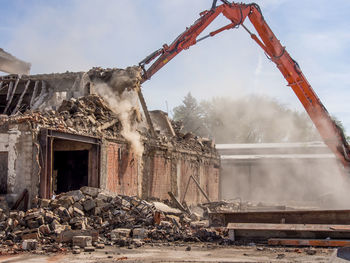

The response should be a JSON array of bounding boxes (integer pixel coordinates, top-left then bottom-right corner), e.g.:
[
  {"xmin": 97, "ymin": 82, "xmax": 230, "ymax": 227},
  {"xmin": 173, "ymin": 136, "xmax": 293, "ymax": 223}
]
[
  {"xmin": 173, "ymin": 92, "xmax": 208, "ymax": 136},
  {"xmin": 173, "ymin": 94, "xmax": 321, "ymax": 143}
]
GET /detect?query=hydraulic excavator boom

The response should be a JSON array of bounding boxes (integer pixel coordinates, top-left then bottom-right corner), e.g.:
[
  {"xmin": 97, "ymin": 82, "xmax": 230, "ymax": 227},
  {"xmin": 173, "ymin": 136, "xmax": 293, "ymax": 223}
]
[{"xmin": 139, "ymin": 1, "xmax": 350, "ymax": 173}]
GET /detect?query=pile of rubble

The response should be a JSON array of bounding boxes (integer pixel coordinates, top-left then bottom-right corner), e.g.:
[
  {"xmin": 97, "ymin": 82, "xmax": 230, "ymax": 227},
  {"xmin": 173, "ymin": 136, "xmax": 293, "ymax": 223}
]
[
  {"xmin": 0, "ymin": 187, "xmax": 226, "ymax": 254},
  {"xmin": 152, "ymin": 120, "xmax": 215, "ymax": 155},
  {"xmin": 1, "ymin": 95, "xmax": 125, "ymax": 138}
]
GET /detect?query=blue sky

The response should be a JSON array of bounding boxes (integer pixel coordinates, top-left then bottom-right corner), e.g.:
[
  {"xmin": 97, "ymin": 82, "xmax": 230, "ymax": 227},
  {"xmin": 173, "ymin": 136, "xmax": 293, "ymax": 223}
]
[{"xmin": 1, "ymin": 0, "xmax": 349, "ymax": 133}]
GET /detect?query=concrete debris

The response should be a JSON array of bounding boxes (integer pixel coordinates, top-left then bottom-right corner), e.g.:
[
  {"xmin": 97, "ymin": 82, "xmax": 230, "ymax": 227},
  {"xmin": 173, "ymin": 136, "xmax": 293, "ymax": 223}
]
[
  {"xmin": 88, "ymin": 66, "xmax": 142, "ymax": 95},
  {"xmin": 1, "ymin": 94, "xmax": 122, "ymax": 138},
  {"xmin": 0, "ymin": 93, "xmax": 216, "ymax": 154},
  {"xmin": 0, "ymin": 187, "xmax": 229, "ymax": 255}
]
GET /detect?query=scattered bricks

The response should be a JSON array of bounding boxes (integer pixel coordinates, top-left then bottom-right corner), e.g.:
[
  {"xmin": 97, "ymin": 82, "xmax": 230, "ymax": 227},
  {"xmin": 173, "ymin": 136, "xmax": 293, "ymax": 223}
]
[
  {"xmin": 0, "ymin": 186, "xmax": 227, "ymax": 251},
  {"xmin": 73, "ymin": 207, "xmax": 85, "ymax": 217},
  {"xmin": 65, "ymin": 190, "xmax": 85, "ymax": 202},
  {"xmin": 93, "ymin": 207, "xmax": 102, "ymax": 216},
  {"xmin": 68, "ymin": 206, "xmax": 74, "ymax": 217},
  {"xmin": 57, "ymin": 196, "xmax": 74, "ymax": 208},
  {"xmin": 110, "ymin": 229, "xmax": 131, "ymax": 240},
  {"xmin": 57, "ymin": 207, "xmax": 71, "ymax": 220},
  {"xmin": 51, "ymin": 219, "xmax": 70, "ymax": 234},
  {"xmin": 51, "ymin": 219, "xmax": 61, "ymax": 231},
  {"xmin": 83, "ymin": 199, "xmax": 96, "ymax": 212},
  {"xmin": 27, "ymin": 219, "xmax": 39, "ymax": 229},
  {"xmin": 95, "ymin": 198, "xmax": 107, "ymax": 208},
  {"xmin": 70, "ymin": 217, "xmax": 87, "ymax": 230},
  {"xmin": 21, "ymin": 229, "xmax": 41, "ymax": 240},
  {"xmin": 6, "ymin": 217, "xmax": 13, "ymax": 229},
  {"xmin": 59, "ymin": 229, "xmax": 99, "ymax": 243},
  {"xmin": 72, "ymin": 236, "xmax": 92, "ymax": 248},
  {"xmin": 25, "ymin": 211, "xmax": 41, "ymax": 221},
  {"xmin": 160, "ymin": 221, "xmax": 172, "ymax": 228},
  {"xmin": 81, "ymin": 187, "xmax": 100, "ymax": 198},
  {"xmin": 22, "ymin": 239, "xmax": 38, "ymax": 250},
  {"xmin": 44, "ymin": 211, "xmax": 55, "ymax": 224},
  {"xmin": 97, "ymin": 192, "xmax": 112, "ymax": 202},
  {"xmin": 39, "ymin": 199, "xmax": 51, "ymax": 208},
  {"xmin": 39, "ymin": 224, "xmax": 51, "ymax": 235},
  {"xmin": 73, "ymin": 202, "xmax": 84, "ymax": 211},
  {"xmin": 132, "ymin": 228, "xmax": 149, "ymax": 239}
]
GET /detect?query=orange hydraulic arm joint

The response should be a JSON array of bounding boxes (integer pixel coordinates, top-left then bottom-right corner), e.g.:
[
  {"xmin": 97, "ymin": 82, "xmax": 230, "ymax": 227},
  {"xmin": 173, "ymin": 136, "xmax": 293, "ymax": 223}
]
[{"xmin": 139, "ymin": 1, "xmax": 350, "ymax": 173}]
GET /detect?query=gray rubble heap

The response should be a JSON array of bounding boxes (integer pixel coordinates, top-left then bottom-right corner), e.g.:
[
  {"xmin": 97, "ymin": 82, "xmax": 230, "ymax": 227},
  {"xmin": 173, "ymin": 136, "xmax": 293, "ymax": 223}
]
[{"xmin": 0, "ymin": 187, "xmax": 224, "ymax": 254}]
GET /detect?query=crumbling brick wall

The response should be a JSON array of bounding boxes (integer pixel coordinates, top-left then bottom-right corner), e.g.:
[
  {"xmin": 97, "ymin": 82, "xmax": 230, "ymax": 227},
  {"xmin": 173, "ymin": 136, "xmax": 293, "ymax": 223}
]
[
  {"xmin": 0, "ymin": 67, "xmax": 220, "ymax": 206},
  {"xmin": 106, "ymin": 142, "xmax": 139, "ymax": 197},
  {"xmin": 141, "ymin": 148, "xmax": 220, "ymax": 205},
  {"xmin": 0, "ymin": 122, "xmax": 39, "ymax": 207}
]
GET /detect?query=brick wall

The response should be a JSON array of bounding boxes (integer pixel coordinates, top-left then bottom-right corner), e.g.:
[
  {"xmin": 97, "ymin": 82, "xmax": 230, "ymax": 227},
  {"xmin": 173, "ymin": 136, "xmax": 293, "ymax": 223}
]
[
  {"xmin": 142, "ymin": 151, "xmax": 220, "ymax": 205},
  {"xmin": 106, "ymin": 142, "xmax": 139, "ymax": 196},
  {"xmin": 149, "ymin": 155, "xmax": 172, "ymax": 200}
]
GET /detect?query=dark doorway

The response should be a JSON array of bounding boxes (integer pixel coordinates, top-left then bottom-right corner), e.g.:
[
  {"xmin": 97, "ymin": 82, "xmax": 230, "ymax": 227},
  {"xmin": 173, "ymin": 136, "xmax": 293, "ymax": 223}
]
[
  {"xmin": 0, "ymin": 152, "xmax": 8, "ymax": 194},
  {"xmin": 54, "ymin": 150, "xmax": 89, "ymax": 194}
]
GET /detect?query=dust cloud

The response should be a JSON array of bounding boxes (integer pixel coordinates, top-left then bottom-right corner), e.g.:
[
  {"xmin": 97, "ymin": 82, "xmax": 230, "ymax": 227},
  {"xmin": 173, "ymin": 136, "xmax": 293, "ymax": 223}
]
[
  {"xmin": 94, "ymin": 82, "xmax": 144, "ymax": 158},
  {"xmin": 220, "ymin": 142, "xmax": 350, "ymax": 209},
  {"xmin": 213, "ymin": 96, "xmax": 350, "ymax": 209}
]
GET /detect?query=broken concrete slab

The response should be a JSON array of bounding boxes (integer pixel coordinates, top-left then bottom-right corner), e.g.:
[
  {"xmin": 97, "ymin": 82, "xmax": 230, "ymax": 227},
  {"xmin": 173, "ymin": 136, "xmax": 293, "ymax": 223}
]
[{"xmin": 72, "ymin": 236, "xmax": 92, "ymax": 248}]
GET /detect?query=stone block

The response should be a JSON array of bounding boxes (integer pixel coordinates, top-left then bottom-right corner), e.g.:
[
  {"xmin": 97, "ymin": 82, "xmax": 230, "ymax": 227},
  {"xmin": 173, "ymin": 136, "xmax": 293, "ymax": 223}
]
[
  {"xmin": 57, "ymin": 196, "xmax": 74, "ymax": 208},
  {"xmin": 21, "ymin": 229, "xmax": 41, "ymax": 240},
  {"xmin": 66, "ymin": 190, "xmax": 84, "ymax": 202},
  {"xmin": 73, "ymin": 202, "xmax": 84, "ymax": 211},
  {"xmin": 110, "ymin": 228, "xmax": 131, "ymax": 240},
  {"xmin": 97, "ymin": 192, "xmax": 113, "ymax": 201},
  {"xmin": 22, "ymin": 239, "xmax": 38, "ymax": 250},
  {"xmin": 39, "ymin": 224, "xmax": 51, "ymax": 235},
  {"xmin": 72, "ymin": 235, "xmax": 92, "ymax": 248},
  {"xmin": 132, "ymin": 228, "xmax": 149, "ymax": 239},
  {"xmin": 81, "ymin": 187, "xmax": 100, "ymax": 198},
  {"xmin": 83, "ymin": 199, "xmax": 96, "ymax": 211},
  {"xmin": 58, "ymin": 229, "xmax": 99, "ymax": 243},
  {"xmin": 95, "ymin": 198, "xmax": 106, "ymax": 208}
]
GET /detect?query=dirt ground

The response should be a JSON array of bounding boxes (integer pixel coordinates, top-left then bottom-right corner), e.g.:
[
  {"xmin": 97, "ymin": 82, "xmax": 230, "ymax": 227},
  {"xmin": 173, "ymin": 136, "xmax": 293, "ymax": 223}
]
[{"xmin": 0, "ymin": 244, "xmax": 336, "ymax": 263}]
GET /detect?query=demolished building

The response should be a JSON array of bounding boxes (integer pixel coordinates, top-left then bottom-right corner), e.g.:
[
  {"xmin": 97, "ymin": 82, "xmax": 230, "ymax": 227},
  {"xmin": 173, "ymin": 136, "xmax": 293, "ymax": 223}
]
[{"xmin": 0, "ymin": 67, "xmax": 220, "ymax": 209}]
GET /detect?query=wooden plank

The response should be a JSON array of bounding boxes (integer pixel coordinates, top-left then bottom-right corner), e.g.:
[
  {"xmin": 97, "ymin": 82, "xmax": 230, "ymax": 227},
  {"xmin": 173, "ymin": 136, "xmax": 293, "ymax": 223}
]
[
  {"xmin": 29, "ymin": 80, "xmax": 39, "ymax": 108},
  {"xmin": 12, "ymin": 80, "xmax": 30, "ymax": 115},
  {"xmin": 4, "ymin": 77, "xmax": 20, "ymax": 114},
  {"xmin": 268, "ymin": 238, "xmax": 350, "ymax": 247},
  {"xmin": 227, "ymin": 223, "xmax": 350, "ymax": 232}
]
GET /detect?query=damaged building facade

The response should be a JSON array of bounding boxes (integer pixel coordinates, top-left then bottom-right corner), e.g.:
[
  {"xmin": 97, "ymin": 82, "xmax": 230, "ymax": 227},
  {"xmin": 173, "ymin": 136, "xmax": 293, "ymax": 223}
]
[{"xmin": 0, "ymin": 67, "xmax": 220, "ymax": 208}]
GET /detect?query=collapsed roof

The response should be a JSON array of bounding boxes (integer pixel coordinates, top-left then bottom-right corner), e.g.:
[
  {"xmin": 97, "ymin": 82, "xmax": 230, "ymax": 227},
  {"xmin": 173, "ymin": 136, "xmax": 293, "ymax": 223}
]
[{"xmin": 0, "ymin": 66, "xmax": 216, "ymax": 154}]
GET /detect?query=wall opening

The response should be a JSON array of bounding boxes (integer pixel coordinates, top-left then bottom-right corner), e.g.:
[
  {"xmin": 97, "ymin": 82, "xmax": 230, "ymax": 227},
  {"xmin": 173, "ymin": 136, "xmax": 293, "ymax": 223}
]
[
  {"xmin": 53, "ymin": 150, "xmax": 89, "ymax": 194},
  {"xmin": 39, "ymin": 130, "xmax": 100, "ymax": 198}
]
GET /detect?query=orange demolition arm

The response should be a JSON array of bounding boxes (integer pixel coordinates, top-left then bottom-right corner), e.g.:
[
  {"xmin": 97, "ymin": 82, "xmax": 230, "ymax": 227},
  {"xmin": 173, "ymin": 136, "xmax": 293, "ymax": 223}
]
[{"xmin": 139, "ymin": 1, "xmax": 350, "ymax": 171}]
